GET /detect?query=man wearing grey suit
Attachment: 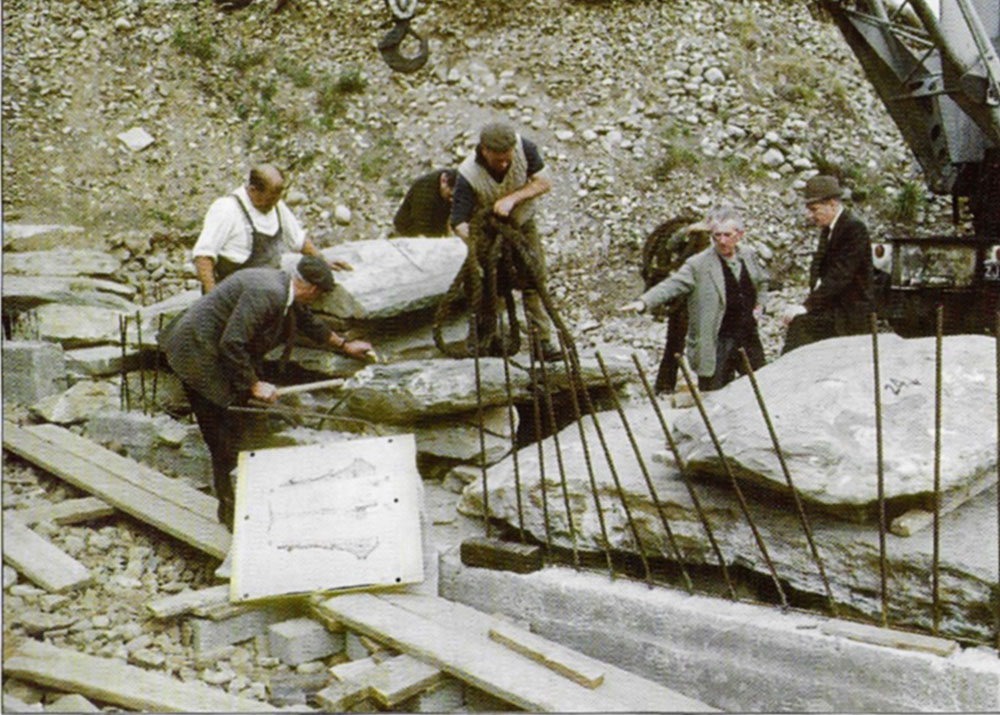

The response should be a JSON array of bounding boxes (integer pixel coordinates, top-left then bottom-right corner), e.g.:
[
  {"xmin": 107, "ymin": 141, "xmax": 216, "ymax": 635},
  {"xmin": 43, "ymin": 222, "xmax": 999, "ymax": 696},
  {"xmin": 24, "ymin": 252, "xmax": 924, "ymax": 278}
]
[
  {"xmin": 621, "ymin": 207, "xmax": 768, "ymax": 391},
  {"xmin": 159, "ymin": 256, "xmax": 372, "ymax": 529}
]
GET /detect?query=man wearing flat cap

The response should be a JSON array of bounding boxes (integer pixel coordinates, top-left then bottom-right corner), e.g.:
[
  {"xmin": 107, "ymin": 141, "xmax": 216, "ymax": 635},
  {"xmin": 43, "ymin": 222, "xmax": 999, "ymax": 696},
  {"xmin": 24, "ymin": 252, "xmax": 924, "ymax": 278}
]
[
  {"xmin": 192, "ymin": 163, "xmax": 352, "ymax": 294},
  {"xmin": 782, "ymin": 174, "xmax": 874, "ymax": 354},
  {"xmin": 450, "ymin": 121, "xmax": 558, "ymax": 359},
  {"xmin": 158, "ymin": 256, "xmax": 373, "ymax": 529}
]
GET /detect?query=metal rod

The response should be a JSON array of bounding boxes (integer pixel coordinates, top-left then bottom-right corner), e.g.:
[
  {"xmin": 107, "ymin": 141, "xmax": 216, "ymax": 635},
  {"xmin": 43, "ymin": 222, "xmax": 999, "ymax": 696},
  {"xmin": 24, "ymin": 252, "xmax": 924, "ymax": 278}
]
[
  {"xmin": 870, "ymin": 313, "xmax": 890, "ymax": 627},
  {"xmin": 558, "ymin": 332, "xmax": 615, "ymax": 578},
  {"xmin": 932, "ymin": 305, "xmax": 943, "ymax": 633},
  {"xmin": 498, "ymin": 313, "xmax": 526, "ymax": 542},
  {"xmin": 119, "ymin": 315, "xmax": 130, "ymax": 411},
  {"xmin": 596, "ymin": 352, "xmax": 693, "ymax": 592},
  {"xmin": 228, "ymin": 404, "xmax": 381, "ymax": 431},
  {"xmin": 533, "ymin": 329, "xmax": 580, "ymax": 570},
  {"xmin": 527, "ymin": 326, "xmax": 553, "ymax": 554},
  {"xmin": 563, "ymin": 341, "xmax": 648, "ymax": 583},
  {"xmin": 273, "ymin": 378, "xmax": 345, "ymax": 397},
  {"xmin": 471, "ymin": 312, "xmax": 490, "ymax": 537},
  {"xmin": 677, "ymin": 354, "xmax": 789, "ymax": 608},
  {"xmin": 135, "ymin": 310, "xmax": 147, "ymax": 415},
  {"xmin": 151, "ymin": 314, "xmax": 163, "ymax": 411},
  {"xmin": 631, "ymin": 353, "xmax": 737, "ymax": 600},
  {"xmin": 738, "ymin": 347, "xmax": 837, "ymax": 615}
]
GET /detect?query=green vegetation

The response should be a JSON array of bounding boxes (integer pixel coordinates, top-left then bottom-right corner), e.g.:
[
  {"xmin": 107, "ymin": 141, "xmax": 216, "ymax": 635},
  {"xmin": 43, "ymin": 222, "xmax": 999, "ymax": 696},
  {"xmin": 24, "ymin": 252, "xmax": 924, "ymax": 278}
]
[
  {"xmin": 651, "ymin": 122, "xmax": 702, "ymax": 181},
  {"xmin": 335, "ymin": 65, "xmax": 368, "ymax": 94},
  {"xmin": 359, "ymin": 132, "xmax": 402, "ymax": 181},
  {"xmin": 890, "ymin": 181, "xmax": 925, "ymax": 223},
  {"xmin": 226, "ymin": 41, "xmax": 267, "ymax": 73},
  {"xmin": 276, "ymin": 55, "xmax": 314, "ymax": 88},
  {"xmin": 172, "ymin": 26, "xmax": 217, "ymax": 62}
]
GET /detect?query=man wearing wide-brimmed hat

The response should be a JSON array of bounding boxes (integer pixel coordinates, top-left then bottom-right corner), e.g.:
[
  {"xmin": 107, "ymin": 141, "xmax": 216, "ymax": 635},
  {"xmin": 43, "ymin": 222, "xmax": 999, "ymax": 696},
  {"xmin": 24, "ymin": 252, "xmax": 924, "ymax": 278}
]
[{"xmin": 781, "ymin": 174, "xmax": 874, "ymax": 354}]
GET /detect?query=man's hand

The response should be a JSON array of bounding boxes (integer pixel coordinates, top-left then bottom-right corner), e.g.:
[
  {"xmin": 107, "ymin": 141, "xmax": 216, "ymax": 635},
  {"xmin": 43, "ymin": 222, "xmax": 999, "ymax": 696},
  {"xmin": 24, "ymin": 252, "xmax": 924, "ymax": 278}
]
[
  {"xmin": 342, "ymin": 339, "xmax": 375, "ymax": 361},
  {"xmin": 620, "ymin": 299, "xmax": 646, "ymax": 314},
  {"xmin": 493, "ymin": 195, "xmax": 517, "ymax": 218},
  {"xmin": 251, "ymin": 381, "xmax": 278, "ymax": 402},
  {"xmin": 328, "ymin": 258, "xmax": 353, "ymax": 272},
  {"xmin": 781, "ymin": 304, "xmax": 807, "ymax": 326}
]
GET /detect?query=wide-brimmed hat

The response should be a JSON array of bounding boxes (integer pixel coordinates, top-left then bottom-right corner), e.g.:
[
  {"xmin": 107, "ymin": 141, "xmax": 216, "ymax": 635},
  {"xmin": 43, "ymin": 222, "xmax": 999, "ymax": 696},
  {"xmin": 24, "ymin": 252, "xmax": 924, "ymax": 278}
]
[
  {"xmin": 296, "ymin": 255, "xmax": 335, "ymax": 293},
  {"xmin": 803, "ymin": 175, "xmax": 842, "ymax": 203}
]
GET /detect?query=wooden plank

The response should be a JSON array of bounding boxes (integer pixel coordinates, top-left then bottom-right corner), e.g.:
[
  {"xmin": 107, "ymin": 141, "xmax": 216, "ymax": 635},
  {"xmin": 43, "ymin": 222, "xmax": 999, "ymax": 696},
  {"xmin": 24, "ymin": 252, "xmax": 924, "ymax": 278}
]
[
  {"xmin": 3, "ymin": 421, "xmax": 230, "ymax": 559},
  {"xmin": 820, "ymin": 620, "xmax": 958, "ymax": 657},
  {"xmin": 890, "ymin": 469, "xmax": 998, "ymax": 536},
  {"xmin": 364, "ymin": 654, "xmax": 443, "ymax": 707},
  {"xmin": 2, "ymin": 519, "xmax": 91, "ymax": 593},
  {"xmin": 314, "ymin": 680, "xmax": 371, "ymax": 711},
  {"xmin": 8, "ymin": 497, "xmax": 114, "ymax": 526},
  {"xmin": 146, "ymin": 585, "xmax": 231, "ymax": 620},
  {"xmin": 3, "ymin": 637, "xmax": 274, "ymax": 712},
  {"xmin": 378, "ymin": 592, "xmax": 713, "ymax": 712},
  {"xmin": 316, "ymin": 592, "xmax": 654, "ymax": 712},
  {"xmin": 488, "ymin": 620, "xmax": 604, "ymax": 689},
  {"xmin": 28, "ymin": 423, "xmax": 218, "ymax": 521},
  {"xmin": 460, "ymin": 536, "xmax": 544, "ymax": 573}
]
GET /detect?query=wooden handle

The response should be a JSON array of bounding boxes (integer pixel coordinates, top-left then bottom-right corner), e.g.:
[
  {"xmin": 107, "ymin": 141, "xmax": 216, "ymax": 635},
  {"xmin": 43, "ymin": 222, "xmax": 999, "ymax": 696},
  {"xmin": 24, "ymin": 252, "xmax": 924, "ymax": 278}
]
[{"xmin": 274, "ymin": 378, "xmax": 345, "ymax": 397}]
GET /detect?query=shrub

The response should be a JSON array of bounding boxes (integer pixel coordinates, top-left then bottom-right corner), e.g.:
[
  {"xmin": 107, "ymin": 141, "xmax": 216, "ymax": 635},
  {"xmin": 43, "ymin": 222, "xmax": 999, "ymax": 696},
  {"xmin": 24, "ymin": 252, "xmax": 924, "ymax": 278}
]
[
  {"xmin": 890, "ymin": 181, "xmax": 924, "ymax": 223},
  {"xmin": 172, "ymin": 26, "xmax": 216, "ymax": 62}
]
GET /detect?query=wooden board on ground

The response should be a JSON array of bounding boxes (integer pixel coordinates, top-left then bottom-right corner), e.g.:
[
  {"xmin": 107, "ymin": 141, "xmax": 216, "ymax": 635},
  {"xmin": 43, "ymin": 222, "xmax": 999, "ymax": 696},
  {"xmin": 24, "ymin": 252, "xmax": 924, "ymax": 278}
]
[
  {"xmin": 29, "ymin": 423, "xmax": 218, "ymax": 521},
  {"xmin": 3, "ymin": 421, "xmax": 229, "ymax": 560},
  {"xmin": 890, "ymin": 468, "xmax": 998, "ymax": 537},
  {"xmin": 9, "ymin": 497, "xmax": 114, "ymax": 526},
  {"xmin": 488, "ymin": 620, "xmax": 604, "ymax": 689},
  {"xmin": 364, "ymin": 654, "xmax": 443, "ymax": 707},
  {"xmin": 3, "ymin": 637, "xmax": 274, "ymax": 712},
  {"xmin": 2, "ymin": 519, "xmax": 91, "ymax": 593},
  {"xmin": 230, "ymin": 434, "xmax": 423, "ymax": 602},
  {"xmin": 146, "ymin": 585, "xmax": 231, "ymax": 620},
  {"xmin": 314, "ymin": 592, "xmax": 713, "ymax": 712},
  {"xmin": 820, "ymin": 619, "xmax": 958, "ymax": 656},
  {"xmin": 376, "ymin": 591, "xmax": 713, "ymax": 712}
]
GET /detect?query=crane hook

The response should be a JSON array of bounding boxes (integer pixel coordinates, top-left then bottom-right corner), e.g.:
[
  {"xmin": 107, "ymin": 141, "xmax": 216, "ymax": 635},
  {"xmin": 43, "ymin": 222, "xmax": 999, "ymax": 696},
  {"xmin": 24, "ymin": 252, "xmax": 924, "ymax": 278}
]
[{"xmin": 379, "ymin": 0, "xmax": 429, "ymax": 73}]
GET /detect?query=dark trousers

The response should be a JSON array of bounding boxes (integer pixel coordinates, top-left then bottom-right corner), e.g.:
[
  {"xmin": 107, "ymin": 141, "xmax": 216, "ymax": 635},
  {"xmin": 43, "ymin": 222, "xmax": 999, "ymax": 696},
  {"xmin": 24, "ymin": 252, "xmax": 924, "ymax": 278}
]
[
  {"xmin": 183, "ymin": 385, "xmax": 244, "ymax": 531},
  {"xmin": 698, "ymin": 330, "xmax": 765, "ymax": 392},
  {"xmin": 654, "ymin": 306, "xmax": 688, "ymax": 394}
]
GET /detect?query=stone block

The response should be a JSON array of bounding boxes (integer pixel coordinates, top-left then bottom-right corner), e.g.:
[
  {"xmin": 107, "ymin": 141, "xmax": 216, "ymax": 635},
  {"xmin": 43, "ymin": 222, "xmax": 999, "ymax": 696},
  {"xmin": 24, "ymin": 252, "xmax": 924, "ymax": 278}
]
[
  {"xmin": 190, "ymin": 607, "xmax": 286, "ymax": 654},
  {"xmin": 46, "ymin": 693, "xmax": 100, "ymax": 712},
  {"xmin": 65, "ymin": 345, "xmax": 139, "ymax": 377},
  {"xmin": 268, "ymin": 617, "xmax": 344, "ymax": 666},
  {"xmin": 29, "ymin": 381, "xmax": 118, "ymax": 424},
  {"xmin": 2, "ymin": 341, "xmax": 66, "ymax": 405},
  {"xmin": 344, "ymin": 632, "xmax": 379, "ymax": 662},
  {"xmin": 400, "ymin": 675, "xmax": 464, "ymax": 713}
]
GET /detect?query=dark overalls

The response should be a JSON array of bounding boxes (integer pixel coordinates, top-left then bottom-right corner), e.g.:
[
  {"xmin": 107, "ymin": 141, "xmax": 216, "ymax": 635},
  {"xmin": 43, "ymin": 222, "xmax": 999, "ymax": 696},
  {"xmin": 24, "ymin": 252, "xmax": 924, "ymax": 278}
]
[{"xmin": 212, "ymin": 194, "xmax": 285, "ymax": 284}]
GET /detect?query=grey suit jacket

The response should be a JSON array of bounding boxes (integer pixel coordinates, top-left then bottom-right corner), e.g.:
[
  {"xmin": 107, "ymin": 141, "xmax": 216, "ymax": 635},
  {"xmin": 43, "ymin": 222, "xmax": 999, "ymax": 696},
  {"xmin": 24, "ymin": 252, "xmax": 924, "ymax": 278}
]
[
  {"xmin": 641, "ymin": 246, "xmax": 767, "ymax": 377},
  {"xmin": 158, "ymin": 268, "xmax": 331, "ymax": 407}
]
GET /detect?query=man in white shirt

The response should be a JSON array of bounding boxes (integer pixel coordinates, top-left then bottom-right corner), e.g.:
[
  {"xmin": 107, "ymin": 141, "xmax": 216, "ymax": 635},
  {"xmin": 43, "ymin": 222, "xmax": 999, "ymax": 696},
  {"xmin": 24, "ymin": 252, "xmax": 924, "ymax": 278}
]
[{"xmin": 192, "ymin": 164, "xmax": 350, "ymax": 293}]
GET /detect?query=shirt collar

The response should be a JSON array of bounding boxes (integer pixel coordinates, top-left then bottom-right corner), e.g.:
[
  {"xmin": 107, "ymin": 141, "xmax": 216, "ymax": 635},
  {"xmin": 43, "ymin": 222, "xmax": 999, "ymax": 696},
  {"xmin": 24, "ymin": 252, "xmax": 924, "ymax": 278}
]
[{"xmin": 828, "ymin": 204, "xmax": 845, "ymax": 233}]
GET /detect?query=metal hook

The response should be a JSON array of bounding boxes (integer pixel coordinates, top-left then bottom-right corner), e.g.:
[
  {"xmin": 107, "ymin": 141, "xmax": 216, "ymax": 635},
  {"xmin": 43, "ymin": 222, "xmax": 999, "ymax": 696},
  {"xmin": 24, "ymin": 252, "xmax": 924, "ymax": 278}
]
[{"xmin": 378, "ymin": 18, "xmax": 429, "ymax": 74}]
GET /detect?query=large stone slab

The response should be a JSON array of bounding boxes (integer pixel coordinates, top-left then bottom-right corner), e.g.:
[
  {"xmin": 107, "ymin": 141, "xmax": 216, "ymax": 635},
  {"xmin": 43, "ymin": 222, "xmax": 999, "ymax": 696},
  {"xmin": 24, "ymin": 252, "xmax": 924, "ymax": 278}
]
[
  {"xmin": 342, "ymin": 355, "xmax": 632, "ymax": 423},
  {"xmin": 2, "ymin": 275, "xmax": 137, "ymax": 312},
  {"xmin": 672, "ymin": 334, "xmax": 998, "ymax": 522},
  {"xmin": 4, "ymin": 250, "xmax": 121, "ymax": 277},
  {"xmin": 2, "ymin": 223, "xmax": 86, "ymax": 252},
  {"xmin": 458, "ymin": 400, "xmax": 998, "ymax": 642},
  {"xmin": 33, "ymin": 304, "xmax": 123, "ymax": 347},
  {"xmin": 281, "ymin": 237, "xmax": 466, "ymax": 320},
  {"xmin": 29, "ymin": 381, "xmax": 119, "ymax": 424}
]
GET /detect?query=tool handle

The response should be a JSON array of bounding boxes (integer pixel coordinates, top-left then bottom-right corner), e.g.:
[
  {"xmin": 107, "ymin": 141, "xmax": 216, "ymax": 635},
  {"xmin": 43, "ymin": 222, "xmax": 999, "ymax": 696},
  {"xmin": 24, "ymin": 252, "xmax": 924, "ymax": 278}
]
[{"xmin": 273, "ymin": 378, "xmax": 345, "ymax": 397}]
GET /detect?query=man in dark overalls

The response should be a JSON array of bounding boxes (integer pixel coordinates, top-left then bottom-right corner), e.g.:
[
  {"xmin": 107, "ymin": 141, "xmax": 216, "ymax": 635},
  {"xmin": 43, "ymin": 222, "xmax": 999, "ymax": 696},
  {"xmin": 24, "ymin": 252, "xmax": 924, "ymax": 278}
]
[{"xmin": 192, "ymin": 164, "xmax": 351, "ymax": 293}]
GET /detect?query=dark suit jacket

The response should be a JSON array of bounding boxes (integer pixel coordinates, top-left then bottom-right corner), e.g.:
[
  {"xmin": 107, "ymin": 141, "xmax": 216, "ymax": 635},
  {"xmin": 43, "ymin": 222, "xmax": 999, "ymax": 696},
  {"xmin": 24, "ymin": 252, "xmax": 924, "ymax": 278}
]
[
  {"xmin": 805, "ymin": 209, "xmax": 874, "ymax": 333},
  {"xmin": 392, "ymin": 170, "xmax": 452, "ymax": 237},
  {"xmin": 159, "ymin": 268, "xmax": 331, "ymax": 407}
]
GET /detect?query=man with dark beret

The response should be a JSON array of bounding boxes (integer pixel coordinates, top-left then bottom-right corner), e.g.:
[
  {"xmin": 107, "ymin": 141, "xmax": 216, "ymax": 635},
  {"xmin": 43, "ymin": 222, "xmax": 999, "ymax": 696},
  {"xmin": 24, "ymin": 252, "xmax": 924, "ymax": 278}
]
[
  {"xmin": 392, "ymin": 168, "xmax": 457, "ymax": 237},
  {"xmin": 450, "ymin": 121, "xmax": 558, "ymax": 359},
  {"xmin": 158, "ymin": 255, "xmax": 373, "ymax": 530},
  {"xmin": 782, "ymin": 174, "xmax": 874, "ymax": 354}
]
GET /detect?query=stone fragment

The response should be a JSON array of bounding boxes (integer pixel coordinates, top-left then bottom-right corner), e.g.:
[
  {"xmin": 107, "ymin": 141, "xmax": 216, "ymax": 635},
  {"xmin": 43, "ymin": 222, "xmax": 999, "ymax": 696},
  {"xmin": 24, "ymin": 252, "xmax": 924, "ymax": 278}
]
[
  {"xmin": 33, "ymin": 304, "xmax": 123, "ymax": 347},
  {"xmin": 29, "ymin": 381, "xmax": 118, "ymax": 424},
  {"xmin": 64, "ymin": 345, "xmax": 140, "ymax": 377},
  {"xmin": 117, "ymin": 126, "xmax": 155, "ymax": 151},
  {"xmin": 46, "ymin": 694, "xmax": 100, "ymax": 713},
  {"xmin": 4, "ymin": 565, "xmax": 19, "ymax": 589},
  {"xmin": 3, "ymin": 250, "xmax": 121, "ymax": 277}
]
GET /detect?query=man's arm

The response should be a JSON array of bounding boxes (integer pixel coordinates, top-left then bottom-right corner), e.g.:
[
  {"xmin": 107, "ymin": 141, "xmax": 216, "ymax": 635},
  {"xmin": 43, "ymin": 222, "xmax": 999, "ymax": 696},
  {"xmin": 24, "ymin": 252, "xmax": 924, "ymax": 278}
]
[
  {"xmin": 806, "ymin": 220, "xmax": 869, "ymax": 308},
  {"xmin": 194, "ymin": 256, "xmax": 217, "ymax": 294},
  {"xmin": 494, "ymin": 171, "xmax": 551, "ymax": 218},
  {"xmin": 301, "ymin": 237, "xmax": 353, "ymax": 272},
  {"xmin": 294, "ymin": 304, "xmax": 375, "ymax": 362}
]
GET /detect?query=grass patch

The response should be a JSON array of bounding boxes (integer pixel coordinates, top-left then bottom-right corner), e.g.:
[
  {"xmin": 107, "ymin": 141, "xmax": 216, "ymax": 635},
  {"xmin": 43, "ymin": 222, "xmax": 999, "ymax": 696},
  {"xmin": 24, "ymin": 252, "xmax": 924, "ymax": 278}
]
[
  {"xmin": 889, "ymin": 181, "xmax": 925, "ymax": 223},
  {"xmin": 276, "ymin": 55, "xmax": 314, "ymax": 88},
  {"xmin": 172, "ymin": 26, "xmax": 217, "ymax": 62},
  {"xmin": 335, "ymin": 65, "xmax": 368, "ymax": 94},
  {"xmin": 651, "ymin": 122, "xmax": 702, "ymax": 181},
  {"xmin": 226, "ymin": 41, "xmax": 267, "ymax": 73},
  {"xmin": 359, "ymin": 131, "xmax": 402, "ymax": 181}
]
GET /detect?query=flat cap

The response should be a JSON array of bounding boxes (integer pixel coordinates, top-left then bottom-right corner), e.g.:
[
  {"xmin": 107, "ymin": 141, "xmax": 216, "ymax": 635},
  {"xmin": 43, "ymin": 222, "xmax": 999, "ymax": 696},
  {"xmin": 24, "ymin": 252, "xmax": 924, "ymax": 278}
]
[
  {"xmin": 803, "ymin": 175, "xmax": 842, "ymax": 203},
  {"xmin": 480, "ymin": 121, "xmax": 517, "ymax": 152},
  {"xmin": 296, "ymin": 255, "xmax": 335, "ymax": 293}
]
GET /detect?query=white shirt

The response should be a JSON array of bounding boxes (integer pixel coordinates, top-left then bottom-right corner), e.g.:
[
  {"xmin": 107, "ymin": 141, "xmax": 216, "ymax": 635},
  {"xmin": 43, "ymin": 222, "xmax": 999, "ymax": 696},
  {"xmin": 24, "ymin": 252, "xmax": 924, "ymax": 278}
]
[{"xmin": 192, "ymin": 186, "xmax": 306, "ymax": 263}]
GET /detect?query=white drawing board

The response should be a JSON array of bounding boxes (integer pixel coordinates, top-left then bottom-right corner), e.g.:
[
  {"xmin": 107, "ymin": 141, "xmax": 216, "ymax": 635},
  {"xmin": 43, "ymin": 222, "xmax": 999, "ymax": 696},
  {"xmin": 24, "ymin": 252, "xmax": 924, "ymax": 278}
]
[{"xmin": 230, "ymin": 434, "xmax": 424, "ymax": 602}]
